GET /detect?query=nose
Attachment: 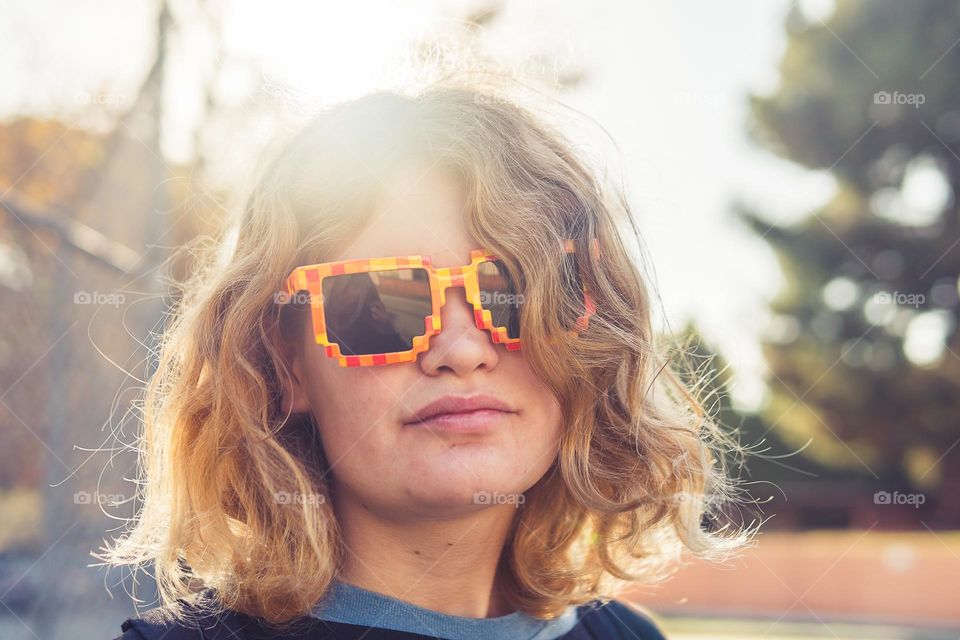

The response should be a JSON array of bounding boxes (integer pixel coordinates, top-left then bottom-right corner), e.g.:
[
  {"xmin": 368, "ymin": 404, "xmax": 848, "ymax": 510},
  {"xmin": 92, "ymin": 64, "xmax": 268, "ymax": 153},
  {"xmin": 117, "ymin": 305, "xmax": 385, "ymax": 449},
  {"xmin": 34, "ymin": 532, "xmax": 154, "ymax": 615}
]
[{"xmin": 417, "ymin": 284, "xmax": 501, "ymax": 376}]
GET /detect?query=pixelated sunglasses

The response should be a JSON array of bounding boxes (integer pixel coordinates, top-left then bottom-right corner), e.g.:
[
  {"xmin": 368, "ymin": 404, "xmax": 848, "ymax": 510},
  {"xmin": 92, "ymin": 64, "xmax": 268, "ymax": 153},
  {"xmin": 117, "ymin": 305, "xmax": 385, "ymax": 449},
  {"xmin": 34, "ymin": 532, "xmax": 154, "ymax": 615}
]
[{"xmin": 279, "ymin": 238, "xmax": 600, "ymax": 367}]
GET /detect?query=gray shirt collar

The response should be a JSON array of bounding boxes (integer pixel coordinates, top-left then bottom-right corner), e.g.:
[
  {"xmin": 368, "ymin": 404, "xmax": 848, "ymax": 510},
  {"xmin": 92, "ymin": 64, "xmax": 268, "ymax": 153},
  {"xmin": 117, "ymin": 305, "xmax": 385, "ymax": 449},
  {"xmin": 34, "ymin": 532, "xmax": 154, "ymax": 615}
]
[{"xmin": 311, "ymin": 580, "xmax": 578, "ymax": 640}]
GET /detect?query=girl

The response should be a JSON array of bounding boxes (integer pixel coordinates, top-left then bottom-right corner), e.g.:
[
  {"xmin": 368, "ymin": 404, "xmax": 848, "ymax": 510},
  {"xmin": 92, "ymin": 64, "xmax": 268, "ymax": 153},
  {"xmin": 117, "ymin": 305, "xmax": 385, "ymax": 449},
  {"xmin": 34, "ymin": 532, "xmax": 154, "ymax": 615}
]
[{"xmin": 103, "ymin": 75, "xmax": 749, "ymax": 640}]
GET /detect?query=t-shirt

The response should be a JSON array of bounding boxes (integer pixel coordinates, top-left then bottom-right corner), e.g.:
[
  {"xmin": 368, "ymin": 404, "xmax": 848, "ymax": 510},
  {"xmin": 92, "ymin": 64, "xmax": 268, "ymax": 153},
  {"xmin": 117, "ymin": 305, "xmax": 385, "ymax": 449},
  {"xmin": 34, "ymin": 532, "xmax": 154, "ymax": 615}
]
[{"xmin": 114, "ymin": 582, "xmax": 667, "ymax": 640}]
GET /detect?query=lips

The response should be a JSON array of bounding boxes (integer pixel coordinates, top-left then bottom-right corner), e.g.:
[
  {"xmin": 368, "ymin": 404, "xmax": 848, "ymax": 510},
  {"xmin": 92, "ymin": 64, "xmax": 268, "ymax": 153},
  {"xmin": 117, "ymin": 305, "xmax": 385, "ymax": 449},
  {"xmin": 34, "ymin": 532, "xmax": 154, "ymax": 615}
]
[{"xmin": 405, "ymin": 394, "xmax": 514, "ymax": 425}]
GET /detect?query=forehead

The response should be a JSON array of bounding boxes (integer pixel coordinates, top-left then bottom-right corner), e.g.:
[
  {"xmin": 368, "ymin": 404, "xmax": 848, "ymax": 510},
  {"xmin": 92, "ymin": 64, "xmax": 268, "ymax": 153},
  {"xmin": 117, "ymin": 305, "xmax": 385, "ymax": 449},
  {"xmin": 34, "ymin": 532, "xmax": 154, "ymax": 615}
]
[{"xmin": 329, "ymin": 164, "xmax": 481, "ymax": 268}]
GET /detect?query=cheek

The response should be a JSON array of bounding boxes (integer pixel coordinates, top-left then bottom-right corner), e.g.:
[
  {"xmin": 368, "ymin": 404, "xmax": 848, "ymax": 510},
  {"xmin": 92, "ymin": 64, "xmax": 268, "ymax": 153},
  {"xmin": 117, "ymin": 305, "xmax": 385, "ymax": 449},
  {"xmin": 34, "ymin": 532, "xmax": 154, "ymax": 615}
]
[
  {"xmin": 306, "ymin": 362, "xmax": 401, "ymax": 461},
  {"xmin": 494, "ymin": 355, "xmax": 564, "ymax": 476},
  {"xmin": 301, "ymin": 356, "xmax": 424, "ymax": 507},
  {"xmin": 514, "ymin": 389, "xmax": 563, "ymax": 473},
  {"xmin": 515, "ymin": 354, "xmax": 563, "ymax": 430}
]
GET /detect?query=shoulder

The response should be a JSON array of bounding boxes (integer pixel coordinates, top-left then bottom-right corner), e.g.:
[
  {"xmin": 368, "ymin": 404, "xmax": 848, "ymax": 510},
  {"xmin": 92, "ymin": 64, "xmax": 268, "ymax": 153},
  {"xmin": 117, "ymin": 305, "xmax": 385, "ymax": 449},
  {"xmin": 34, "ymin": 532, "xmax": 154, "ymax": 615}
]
[
  {"xmin": 570, "ymin": 598, "xmax": 667, "ymax": 640},
  {"xmin": 113, "ymin": 591, "xmax": 260, "ymax": 640}
]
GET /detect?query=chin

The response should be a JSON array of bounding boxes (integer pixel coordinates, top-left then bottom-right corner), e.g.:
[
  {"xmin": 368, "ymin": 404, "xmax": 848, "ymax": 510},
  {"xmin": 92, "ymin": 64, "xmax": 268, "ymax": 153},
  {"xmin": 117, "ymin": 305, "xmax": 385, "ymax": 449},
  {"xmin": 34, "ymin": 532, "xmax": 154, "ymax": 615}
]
[
  {"xmin": 406, "ymin": 488, "xmax": 523, "ymax": 516},
  {"xmin": 404, "ymin": 466, "xmax": 531, "ymax": 512}
]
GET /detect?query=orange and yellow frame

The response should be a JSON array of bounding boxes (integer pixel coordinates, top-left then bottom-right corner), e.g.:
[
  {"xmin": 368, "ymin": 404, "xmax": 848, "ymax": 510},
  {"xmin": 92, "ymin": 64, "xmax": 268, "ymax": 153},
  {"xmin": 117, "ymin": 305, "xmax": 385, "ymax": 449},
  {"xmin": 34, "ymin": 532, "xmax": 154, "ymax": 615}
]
[{"xmin": 281, "ymin": 238, "xmax": 600, "ymax": 367}]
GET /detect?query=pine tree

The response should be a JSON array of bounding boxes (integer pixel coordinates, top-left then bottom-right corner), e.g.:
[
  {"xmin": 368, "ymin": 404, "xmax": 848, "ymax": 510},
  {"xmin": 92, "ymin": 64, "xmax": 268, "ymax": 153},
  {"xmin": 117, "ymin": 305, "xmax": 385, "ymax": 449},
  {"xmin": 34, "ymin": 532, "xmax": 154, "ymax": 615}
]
[{"xmin": 742, "ymin": 0, "xmax": 960, "ymax": 525}]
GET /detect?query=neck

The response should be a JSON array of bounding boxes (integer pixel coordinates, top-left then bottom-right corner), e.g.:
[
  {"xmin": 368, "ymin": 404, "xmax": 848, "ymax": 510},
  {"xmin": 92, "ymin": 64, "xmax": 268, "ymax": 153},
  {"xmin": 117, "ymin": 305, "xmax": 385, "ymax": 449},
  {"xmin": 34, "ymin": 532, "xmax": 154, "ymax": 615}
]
[{"xmin": 333, "ymin": 494, "xmax": 519, "ymax": 618}]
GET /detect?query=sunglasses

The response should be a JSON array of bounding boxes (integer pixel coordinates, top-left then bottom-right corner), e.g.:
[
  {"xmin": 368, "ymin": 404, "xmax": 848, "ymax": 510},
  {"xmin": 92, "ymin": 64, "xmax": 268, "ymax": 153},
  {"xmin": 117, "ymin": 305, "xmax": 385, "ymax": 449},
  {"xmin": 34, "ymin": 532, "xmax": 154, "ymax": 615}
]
[{"xmin": 279, "ymin": 238, "xmax": 599, "ymax": 367}]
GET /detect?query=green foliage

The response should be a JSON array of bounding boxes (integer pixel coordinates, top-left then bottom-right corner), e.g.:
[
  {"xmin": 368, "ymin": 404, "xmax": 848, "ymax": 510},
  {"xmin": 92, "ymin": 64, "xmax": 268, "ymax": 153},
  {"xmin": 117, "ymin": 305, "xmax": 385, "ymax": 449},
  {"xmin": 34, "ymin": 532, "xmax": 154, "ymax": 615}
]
[{"xmin": 744, "ymin": 0, "xmax": 960, "ymax": 496}]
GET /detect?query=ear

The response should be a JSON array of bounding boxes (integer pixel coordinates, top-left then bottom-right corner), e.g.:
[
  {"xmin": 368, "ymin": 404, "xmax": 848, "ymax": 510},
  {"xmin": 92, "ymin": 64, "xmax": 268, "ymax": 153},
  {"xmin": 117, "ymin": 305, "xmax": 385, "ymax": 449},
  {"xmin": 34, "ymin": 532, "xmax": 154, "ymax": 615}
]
[{"xmin": 278, "ymin": 336, "xmax": 312, "ymax": 415}]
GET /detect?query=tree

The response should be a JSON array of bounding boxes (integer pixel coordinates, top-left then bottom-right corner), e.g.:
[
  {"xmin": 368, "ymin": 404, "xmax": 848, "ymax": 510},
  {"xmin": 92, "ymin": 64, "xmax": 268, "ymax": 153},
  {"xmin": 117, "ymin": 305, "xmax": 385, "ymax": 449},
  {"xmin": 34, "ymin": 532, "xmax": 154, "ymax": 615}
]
[{"xmin": 741, "ymin": 0, "xmax": 960, "ymax": 526}]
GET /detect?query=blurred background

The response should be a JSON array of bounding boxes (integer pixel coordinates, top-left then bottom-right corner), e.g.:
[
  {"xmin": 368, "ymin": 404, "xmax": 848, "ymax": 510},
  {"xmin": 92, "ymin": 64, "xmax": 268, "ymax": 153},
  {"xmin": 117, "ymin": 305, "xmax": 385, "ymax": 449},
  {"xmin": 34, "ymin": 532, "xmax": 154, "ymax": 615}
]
[{"xmin": 1, "ymin": 0, "xmax": 959, "ymax": 638}]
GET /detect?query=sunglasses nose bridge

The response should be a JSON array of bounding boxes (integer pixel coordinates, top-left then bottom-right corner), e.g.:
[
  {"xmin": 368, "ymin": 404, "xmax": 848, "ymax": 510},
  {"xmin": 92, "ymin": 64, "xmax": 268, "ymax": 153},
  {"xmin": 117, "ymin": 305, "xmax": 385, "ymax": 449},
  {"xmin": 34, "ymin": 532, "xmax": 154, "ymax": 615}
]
[
  {"xmin": 433, "ymin": 265, "xmax": 471, "ymax": 307},
  {"xmin": 432, "ymin": 265, "xmax": 484, "ymax": 328},
  {"xmin": 434, "ymin": 266, "xmax": 465, "ymax": 289}
]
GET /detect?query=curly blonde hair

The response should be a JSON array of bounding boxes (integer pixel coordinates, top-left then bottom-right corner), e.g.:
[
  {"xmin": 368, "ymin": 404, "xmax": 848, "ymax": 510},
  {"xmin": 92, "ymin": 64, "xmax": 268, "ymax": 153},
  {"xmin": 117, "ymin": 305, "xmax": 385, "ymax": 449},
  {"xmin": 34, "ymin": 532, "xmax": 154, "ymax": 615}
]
[{"xmin": 95, "ymin": 73, "xmax": 753, "ymax": 629}]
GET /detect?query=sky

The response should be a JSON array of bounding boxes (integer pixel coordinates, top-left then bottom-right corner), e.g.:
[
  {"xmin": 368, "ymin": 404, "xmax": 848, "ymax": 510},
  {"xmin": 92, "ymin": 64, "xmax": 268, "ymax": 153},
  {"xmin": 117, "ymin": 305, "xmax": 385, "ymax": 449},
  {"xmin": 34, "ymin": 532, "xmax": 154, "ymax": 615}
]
[{"xmin": 0, "ymin": 0, "xmax": 844, "ymax": 410}]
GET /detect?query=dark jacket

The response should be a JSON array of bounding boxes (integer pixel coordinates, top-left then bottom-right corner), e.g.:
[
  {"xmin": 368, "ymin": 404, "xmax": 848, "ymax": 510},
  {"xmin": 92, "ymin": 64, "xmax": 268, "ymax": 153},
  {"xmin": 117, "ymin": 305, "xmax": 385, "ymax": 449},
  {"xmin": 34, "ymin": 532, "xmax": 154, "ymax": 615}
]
[{"xmin": 113, "ymin": 597, "xmax": 667, "ymax": 640}]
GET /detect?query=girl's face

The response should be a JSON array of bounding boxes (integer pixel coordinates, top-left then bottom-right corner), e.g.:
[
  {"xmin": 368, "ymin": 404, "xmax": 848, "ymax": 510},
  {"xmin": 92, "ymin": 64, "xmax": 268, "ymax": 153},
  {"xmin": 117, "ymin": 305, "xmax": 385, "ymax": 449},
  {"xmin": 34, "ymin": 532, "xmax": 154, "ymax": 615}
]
[{"xmin": 286, "ymin": 165, "xmax": 563, "ymax": 519}]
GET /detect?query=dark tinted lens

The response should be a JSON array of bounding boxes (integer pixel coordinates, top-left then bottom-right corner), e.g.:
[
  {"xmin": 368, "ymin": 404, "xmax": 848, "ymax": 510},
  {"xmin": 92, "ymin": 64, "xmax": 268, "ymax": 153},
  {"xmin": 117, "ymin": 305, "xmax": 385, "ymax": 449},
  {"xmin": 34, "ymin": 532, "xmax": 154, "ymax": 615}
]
[
  {"xmin": 477, "ymin": 260, "xmax": 522, "ymax": 339},
  {"xmin": 477, "ymin": 254, "xmax": 587, "ymax": 339},
  {"xmin": 322, "ymin": 268, "xmax": 432, "ymax": 355}
]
